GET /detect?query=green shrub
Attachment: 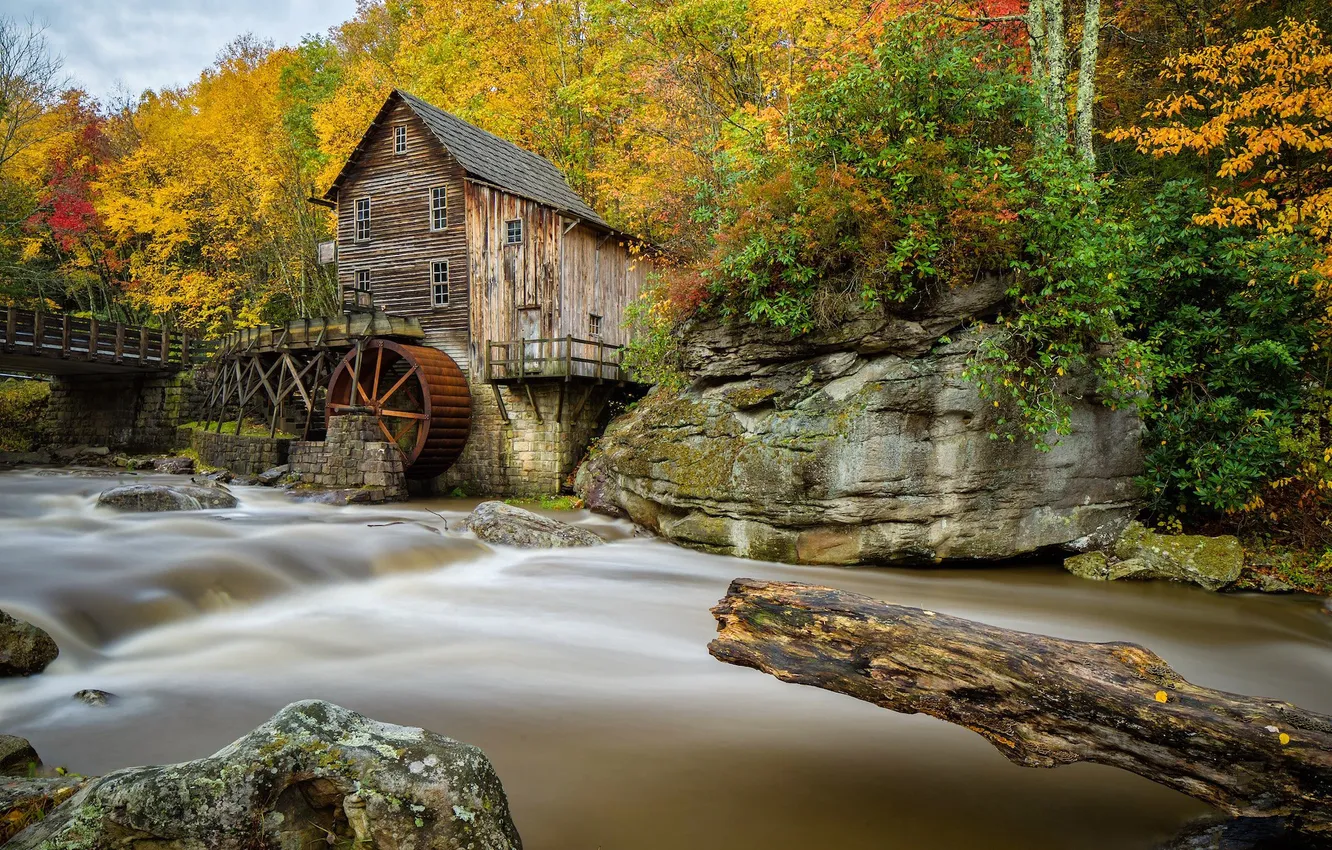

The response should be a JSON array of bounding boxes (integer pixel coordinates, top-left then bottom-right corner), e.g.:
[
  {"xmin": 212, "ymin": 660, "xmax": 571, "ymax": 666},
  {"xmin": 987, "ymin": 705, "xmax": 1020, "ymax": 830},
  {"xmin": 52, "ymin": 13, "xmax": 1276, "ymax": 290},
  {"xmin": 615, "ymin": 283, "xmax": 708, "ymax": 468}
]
[{"xmin": 0, "ymin": 379, "xmax": 51, "ymax": 452}]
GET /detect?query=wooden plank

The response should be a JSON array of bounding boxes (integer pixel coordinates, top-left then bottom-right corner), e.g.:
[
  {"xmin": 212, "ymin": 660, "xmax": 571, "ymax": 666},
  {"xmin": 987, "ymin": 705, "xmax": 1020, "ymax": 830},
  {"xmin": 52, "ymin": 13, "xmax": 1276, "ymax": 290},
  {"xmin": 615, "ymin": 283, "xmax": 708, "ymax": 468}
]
[{"xmin": 61, "ymin": 314, "xmax": 70, "ymax": 357}]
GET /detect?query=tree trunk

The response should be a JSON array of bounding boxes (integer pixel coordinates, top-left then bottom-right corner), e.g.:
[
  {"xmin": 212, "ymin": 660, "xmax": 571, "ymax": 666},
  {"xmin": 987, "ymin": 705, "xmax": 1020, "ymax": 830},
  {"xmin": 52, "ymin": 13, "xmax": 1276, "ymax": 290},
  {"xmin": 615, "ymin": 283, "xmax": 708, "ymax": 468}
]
[
  {"xmin": 1074, "ymin": 0, "xmax": 1101, "ymax": 166},
  {"xmin": 708, "ymin": 578, "xmax": 1332, "ymax": 834}
]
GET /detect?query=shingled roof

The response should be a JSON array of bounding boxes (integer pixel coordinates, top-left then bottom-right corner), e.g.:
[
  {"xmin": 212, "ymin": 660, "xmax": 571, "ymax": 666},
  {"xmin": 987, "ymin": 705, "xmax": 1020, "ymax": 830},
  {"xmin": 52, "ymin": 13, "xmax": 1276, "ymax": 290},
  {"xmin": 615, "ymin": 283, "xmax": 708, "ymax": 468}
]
[{"xmin": 324, "ymin": 90, "xmax": 609, "ymax": 228}]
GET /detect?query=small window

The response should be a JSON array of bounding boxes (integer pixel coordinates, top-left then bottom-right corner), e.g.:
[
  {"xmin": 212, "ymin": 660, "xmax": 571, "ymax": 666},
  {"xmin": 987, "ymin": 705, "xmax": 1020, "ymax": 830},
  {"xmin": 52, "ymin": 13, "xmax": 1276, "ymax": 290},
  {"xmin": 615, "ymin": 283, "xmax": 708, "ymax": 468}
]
[
  {"xmin": 354, "ymin": 198, "xmax": 370, "ymax": 242},
  {"xmin": 431, "ymin": 260, "xmax": 449, "ymax": 307},
  {"xmin": 589, "ymin": 313, "xmax": 602, "ymax": 337},
  {"xmin": 355, "ymin": 270, "xmax": 371, "ymax": 292},
  {"xmin": 505, "ymin": 218, "xmax": 523, "ymax": 245},
  {"xmin": 394, "ymin": 125, "xmax": 406, "ymax": 155},
  {"xmin": 430, "ymin": 187, "xmax": 448, "ymax": 231}
]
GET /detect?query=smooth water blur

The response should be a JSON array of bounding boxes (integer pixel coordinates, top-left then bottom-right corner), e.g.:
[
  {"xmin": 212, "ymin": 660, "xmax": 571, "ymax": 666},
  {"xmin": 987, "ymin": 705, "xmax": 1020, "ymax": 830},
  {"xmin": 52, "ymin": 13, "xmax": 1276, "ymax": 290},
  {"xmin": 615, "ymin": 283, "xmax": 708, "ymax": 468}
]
[{"xmin": 1, "ymin": 467, "xmax": 1329, "ymax": 849}]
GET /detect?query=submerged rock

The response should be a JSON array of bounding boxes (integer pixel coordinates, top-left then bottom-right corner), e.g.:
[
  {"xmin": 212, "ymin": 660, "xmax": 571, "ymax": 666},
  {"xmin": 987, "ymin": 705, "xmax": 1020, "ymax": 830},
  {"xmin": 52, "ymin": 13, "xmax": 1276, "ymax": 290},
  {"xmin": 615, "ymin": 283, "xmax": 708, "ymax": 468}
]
[
  {"xmin": 72, "ymin": 689, "xmax": 116, "ymax": 707},
  {"xmin": 578, "ymin": 297, "xmax": 1142, "ymax": 564},
  {"xmin": 7, "ymin": 699, "xmax": 522, "ymax": 850},
  {"xmin": 96, "ymin": 482, "xmax": 236, "ymax": 512},
  {"xmin": 0, "ymin": 735, "xmax": 40, "ymax": 777},
  {"xmin": 463, "ymin": 500, "xmax": 604, "ymax": 548},
  {"xmin": 1156, "ymin": 816, "xmax": 1329, "ymax": 849},
  {"xmin": 194, "ymin": 469, "xmax": 235, "ymax": 484},
  {"xmin": 0, "ymin": 610, "xmax": 58, "ymax": 677}
]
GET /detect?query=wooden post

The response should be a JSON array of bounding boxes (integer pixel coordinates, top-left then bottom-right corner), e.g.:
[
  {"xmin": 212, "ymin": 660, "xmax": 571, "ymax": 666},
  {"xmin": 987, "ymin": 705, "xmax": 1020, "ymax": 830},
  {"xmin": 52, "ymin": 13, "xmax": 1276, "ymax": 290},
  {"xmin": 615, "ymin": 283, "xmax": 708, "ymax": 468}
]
[
  {"xmin": 3, "ymin": 307, "xmax": 13, "ymax": 352},
  {"xmin": 114, "ymin": 323, "xmax": 125, "ymax": 362},
  {"xmin": 139, "ymin": 326, "xmax": 149, "ymax": 364},
  {"xmin": 565, "ymin": 334, "xmax": 573, "ymax": 380},
  {"xmin": 181, "ymin": 332, "xmax": 190, "ymax": 366},
  {"xmin": 88, "ymin": 316, "xmax": 99, "ymax": 361},
  {"xmin": 61, "ymin": 314, "xmax": 70, "ymax": 357},
  {"xmin": 160, "ymin": 327, "xmax": 169, "ymax": 364},
  {"xmin": 32, "ymin": 312, "xmax": 43, "ymax": 355}
]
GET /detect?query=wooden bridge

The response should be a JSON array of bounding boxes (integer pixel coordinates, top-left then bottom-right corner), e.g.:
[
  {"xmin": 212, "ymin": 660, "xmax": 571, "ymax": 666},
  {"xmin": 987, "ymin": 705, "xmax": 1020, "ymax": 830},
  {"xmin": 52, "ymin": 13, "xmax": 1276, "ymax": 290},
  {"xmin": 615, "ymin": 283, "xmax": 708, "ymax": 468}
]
[{"xmin": 0, "ymin": 306, "xmax": 194, "ymax": 376}]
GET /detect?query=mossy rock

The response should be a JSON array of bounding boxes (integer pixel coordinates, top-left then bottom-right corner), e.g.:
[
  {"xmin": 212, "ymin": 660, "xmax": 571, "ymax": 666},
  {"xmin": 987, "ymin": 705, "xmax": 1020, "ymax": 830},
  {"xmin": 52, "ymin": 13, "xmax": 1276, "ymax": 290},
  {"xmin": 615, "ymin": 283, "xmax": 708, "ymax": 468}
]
[
  {"xmin": 7, "ymin": 700, "xmax": 521, "ymax": 850},
  {"xmin": 1113, "ymin": 522, "xmax": 1243, "ymax": 591}
]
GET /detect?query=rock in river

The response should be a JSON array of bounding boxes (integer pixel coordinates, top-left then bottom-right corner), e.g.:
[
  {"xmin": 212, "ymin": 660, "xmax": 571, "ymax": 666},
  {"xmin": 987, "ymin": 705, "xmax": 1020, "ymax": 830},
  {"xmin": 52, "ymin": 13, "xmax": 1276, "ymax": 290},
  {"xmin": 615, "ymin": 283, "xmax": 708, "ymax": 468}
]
[
  {"xmin": 463, "ymin": 500, "xmax": 605, "ymax": 548},
  {"xmin": 7, "ymin": 699, "xmax": 522, "ymax": 850},
  {"xmin": 0, "ymin": 735, "xmax": 40, "ymax": 776},
  {"xmin": 96, "ymin": 482, "xmax": 237, "ymax": 512},
  {"xmin": 1063, "ymin": 522, "xmax": 1244, "ymax": 591},
  {"xmin": 0, "ymin": 610, "xmax": 58, "ymax": 677}
]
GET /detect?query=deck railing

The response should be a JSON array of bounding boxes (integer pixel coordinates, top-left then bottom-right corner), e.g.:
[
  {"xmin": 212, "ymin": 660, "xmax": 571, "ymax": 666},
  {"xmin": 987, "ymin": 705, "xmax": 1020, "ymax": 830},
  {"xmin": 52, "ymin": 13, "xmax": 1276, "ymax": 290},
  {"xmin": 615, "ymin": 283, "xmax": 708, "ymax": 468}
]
[
  {"xmin": 0, "ymin": 306, "xmax": 192, "ymax": 369},
  {"xmin": 486, "ymin": 336, "xmax": 627, "ymax": 383}
]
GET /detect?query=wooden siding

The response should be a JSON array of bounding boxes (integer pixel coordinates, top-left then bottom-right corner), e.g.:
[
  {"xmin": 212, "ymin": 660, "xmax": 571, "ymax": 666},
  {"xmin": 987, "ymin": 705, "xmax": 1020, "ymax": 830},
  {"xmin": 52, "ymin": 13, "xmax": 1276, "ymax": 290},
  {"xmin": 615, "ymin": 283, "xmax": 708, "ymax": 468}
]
[
  {"xmin": 335, "ymin": 100, "xmax": 471, "ymax": 370},
  {"xmin": 465, "ymin": 182, "xmax": 649, "ymax": 379}
]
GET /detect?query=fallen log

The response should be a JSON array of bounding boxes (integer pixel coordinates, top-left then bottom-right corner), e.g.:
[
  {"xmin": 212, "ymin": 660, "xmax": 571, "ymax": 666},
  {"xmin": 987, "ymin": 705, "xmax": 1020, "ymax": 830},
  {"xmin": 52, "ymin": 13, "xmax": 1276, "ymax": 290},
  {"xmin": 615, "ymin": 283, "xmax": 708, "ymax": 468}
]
[{"xmin": 708, "ymin": 578, "xmax": 1332, "ymax": 834}]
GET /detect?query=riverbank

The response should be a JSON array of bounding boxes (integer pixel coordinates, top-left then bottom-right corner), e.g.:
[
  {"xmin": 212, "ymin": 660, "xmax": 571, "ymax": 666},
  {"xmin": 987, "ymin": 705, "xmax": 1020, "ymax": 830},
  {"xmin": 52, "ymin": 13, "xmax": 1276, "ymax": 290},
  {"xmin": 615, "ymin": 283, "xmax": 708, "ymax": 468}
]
[{"xmin": 1, "ymin": 467, "xmax": 1329, "ymax": 849}]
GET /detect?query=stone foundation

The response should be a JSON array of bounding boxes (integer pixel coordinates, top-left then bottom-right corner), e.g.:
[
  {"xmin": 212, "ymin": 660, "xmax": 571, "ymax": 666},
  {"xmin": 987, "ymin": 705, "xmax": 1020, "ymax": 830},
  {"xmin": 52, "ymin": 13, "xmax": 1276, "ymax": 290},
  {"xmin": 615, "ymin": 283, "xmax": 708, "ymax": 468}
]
[
  {"xmin": 289, "ymin": 414, "xmax": 407, "ymax": 499},
  {"xmin": 44, "ymin": 371, "xmax": 204, "ymax": 452},
  {"xmin": 437, "ymin": 381, "xmax": 622, "ymax": 497},
  {"xmin": 183, "ymin": 426, "xmax": 291, "ymax": 476}
]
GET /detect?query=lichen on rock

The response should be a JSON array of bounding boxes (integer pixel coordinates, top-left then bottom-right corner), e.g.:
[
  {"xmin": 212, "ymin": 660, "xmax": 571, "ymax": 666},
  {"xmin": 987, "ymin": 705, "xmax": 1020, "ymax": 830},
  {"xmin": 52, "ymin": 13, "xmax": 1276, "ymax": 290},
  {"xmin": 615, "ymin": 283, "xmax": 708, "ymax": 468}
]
[{"xmin": 6, "ymin": 699, "xmax": 522, "ymax": 850}]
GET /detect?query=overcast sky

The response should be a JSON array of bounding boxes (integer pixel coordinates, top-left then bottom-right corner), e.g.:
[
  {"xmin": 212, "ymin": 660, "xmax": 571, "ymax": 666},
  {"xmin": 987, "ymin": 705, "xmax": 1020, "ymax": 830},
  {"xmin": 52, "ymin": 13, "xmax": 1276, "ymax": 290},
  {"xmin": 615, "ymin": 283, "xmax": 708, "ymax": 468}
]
[{"xmin": 2, "ymin": 0, "xmax": 360, "ymax": 103}]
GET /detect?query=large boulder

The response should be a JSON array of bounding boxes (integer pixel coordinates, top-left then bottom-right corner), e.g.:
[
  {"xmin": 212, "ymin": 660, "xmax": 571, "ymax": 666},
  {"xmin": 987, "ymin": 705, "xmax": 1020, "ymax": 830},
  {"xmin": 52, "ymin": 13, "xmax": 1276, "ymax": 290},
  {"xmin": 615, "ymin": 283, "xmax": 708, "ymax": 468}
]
[
  {"xmin": 96, "ymin": 482, "xmax": 237, "ymax": 512},
  {"xmin": 8, "ymin": 700, "xmax": 522, "ymax": 850},
  {"xmin": 577, "ymin": 285, "xmax": 1142, "ymax": 565},
  {"xmin": 0, "ymin": 610, "xmax": 58, "ymax": 677},
  {"xmin": 257, "ymin": 464, "xmax": 290, "ymax": 486},
  {"xmin": 463, "ymin": 500, "xmax": 604, "ymax": 548}
]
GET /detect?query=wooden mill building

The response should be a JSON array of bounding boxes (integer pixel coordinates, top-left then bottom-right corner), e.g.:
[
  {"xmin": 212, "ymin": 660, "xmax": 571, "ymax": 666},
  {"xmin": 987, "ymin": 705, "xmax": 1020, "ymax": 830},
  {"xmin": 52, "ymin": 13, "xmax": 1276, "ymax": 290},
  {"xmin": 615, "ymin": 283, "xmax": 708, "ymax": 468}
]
[{"xmin": 314, "ymin": 90, "xmax": 650, "ymax": 495}]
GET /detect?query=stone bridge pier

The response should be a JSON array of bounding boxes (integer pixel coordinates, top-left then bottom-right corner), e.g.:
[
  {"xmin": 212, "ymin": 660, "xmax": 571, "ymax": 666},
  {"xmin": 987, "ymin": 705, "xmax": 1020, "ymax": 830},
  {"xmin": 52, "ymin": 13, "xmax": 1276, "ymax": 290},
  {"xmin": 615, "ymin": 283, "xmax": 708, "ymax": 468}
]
[{"xmin": 43, "ymin": 372, "xmax": 204, "ymax": 453}]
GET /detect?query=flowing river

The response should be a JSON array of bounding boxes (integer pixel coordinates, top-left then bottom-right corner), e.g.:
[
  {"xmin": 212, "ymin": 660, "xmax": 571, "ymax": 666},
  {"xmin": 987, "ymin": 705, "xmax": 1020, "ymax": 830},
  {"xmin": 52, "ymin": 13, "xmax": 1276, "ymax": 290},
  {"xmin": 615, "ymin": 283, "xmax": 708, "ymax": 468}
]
[{"xmin": 1, "ymin": 468, "xmax": 1330, "ymax": 849}]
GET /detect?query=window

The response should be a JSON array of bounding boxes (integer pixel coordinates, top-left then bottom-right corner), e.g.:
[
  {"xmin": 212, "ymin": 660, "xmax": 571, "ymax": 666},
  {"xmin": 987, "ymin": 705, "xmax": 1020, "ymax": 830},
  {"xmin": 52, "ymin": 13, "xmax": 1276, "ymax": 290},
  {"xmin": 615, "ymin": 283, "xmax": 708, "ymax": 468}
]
[
  {"xmin": 431, "ymin": 260, "xmax": 450, "ymax": 307},
  {"xmin": 430, "ymin": 187, "xmax": 448, "ymax": 231},
  {"xmin": 354, "ymin": 198, "xmax": 370, "ymax": 242},
  {"xmin": 505, "ymin": 218, "xmax": 523, "ymax": 244},
  {"xmin": 589, "ymin": 313, "xmax": 602, "ymax": 337},
  {"xmin": 354, "ymin": 270, "xmax": 372, "ymax": 308},
  {"xmin": 394, "ymin": 125, "xmax": 406, "ymax": 154}
]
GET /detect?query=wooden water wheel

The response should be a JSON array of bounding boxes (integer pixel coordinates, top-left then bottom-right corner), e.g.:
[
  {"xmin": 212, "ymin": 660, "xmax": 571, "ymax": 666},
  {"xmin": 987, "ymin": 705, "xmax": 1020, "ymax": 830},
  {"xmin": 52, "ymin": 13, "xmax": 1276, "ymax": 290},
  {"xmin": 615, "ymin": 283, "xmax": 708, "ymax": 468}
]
[{"xmin": 326, "ymin": 339, "xmax": 471, "ymax": 479}]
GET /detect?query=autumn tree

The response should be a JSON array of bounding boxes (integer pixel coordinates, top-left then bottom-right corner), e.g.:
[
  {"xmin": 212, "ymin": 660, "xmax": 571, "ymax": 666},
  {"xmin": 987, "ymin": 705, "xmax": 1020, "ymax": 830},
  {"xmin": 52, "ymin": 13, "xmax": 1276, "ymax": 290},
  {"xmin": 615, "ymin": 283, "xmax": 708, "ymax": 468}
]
[
  {"xmin": 1111, "ymin": 18, "xmax": 1332, "ymax": 275},
  {"xmin": 0, "ymin": 16, "xmax": 67, "ymax": 179}
]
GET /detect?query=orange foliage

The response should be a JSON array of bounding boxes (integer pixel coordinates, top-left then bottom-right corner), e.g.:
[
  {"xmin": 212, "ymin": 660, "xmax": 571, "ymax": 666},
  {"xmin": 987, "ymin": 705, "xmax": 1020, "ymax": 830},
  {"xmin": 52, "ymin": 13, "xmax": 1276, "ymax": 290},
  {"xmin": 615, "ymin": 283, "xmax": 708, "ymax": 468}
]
[{"xmin": 1112, "ymin": 18, "xmax": 1332, "ymax": 274}]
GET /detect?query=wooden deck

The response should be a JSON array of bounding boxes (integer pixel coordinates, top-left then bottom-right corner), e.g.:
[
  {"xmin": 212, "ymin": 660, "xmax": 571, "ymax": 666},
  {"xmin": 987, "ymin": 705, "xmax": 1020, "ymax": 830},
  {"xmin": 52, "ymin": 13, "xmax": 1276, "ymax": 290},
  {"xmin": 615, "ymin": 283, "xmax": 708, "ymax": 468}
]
[
  {"xmin": 485, "ymin": 336, "xmax": 629, "ymax": 384},
  {"xmin": 0, "ymin": 306, "xmax": 193, "ymax": 376}
]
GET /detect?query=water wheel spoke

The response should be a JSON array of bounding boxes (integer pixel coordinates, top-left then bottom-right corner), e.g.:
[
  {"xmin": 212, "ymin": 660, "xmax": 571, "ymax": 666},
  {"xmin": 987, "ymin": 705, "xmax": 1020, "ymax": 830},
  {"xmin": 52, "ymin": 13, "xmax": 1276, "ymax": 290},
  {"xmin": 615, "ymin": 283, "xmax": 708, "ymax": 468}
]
[
  {"xmin": 392, "ymin": 418, "xmax": 417, "ymax": 444},
  {"xmin": 380, "ymin": 409, "xmax": 429, "ymax": 420},
  {"xmin": 371, "ymin": 346, "xmax": 385, "ymax": 399},
  {"xmin": 374, "ymin": 417, "xmax": 399, "ymax": 447},
  {"xmin": 377, "ymin": 365, "xmax": 419, "ymax": 406},
  {"xmin": 355, "ymin": 378, "xmax": 373, "ymax": 405}
]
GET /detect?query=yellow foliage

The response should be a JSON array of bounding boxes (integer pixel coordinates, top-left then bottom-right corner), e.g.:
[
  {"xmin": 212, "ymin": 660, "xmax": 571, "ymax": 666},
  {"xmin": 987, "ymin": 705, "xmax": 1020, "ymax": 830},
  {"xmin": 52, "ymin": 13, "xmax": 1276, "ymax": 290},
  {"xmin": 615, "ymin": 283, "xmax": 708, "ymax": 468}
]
[{"xmin": 1112, "ymin": 19, "xmax": 1332, "ymax": 274}]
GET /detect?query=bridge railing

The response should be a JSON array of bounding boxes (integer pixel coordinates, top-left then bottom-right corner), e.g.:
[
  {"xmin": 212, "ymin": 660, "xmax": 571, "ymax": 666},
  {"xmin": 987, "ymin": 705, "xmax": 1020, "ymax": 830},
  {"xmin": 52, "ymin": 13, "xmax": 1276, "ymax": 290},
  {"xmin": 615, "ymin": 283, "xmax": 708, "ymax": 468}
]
[
  {"xmin": 0, "ymin": 306, "xmax": 192, "ymax": 370},
  {"xmin": 485, "ymin": 336, "xmax": 628, "ymax": 384}
]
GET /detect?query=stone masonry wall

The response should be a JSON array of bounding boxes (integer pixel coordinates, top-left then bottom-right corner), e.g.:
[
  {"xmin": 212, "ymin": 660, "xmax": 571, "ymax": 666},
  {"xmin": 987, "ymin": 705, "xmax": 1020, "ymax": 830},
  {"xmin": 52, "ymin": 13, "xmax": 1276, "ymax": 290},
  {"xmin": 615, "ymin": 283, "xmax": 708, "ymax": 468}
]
[
  {"xmin": 45, "ymin": 370, "xmax": 205, "ymax": 453},
  {"xmin": 184, "ymin": 427, "xmax": 291, "ymax": 476},
  {"xmin": 289, "ymin": 414, "xmax": 406, "ymax": 499},
  {"xmin": 438, "ymin": 380, "xmax": 617, "ymax": 498}
]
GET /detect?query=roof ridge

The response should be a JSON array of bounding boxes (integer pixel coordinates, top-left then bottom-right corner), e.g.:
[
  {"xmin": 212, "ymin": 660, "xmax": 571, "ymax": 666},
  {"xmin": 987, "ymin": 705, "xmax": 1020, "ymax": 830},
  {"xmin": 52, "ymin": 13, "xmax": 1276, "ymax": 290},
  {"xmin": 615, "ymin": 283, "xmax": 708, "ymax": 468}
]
[{"xmin": 393, "ymin": 89, "xmax": 609, "ymax": 228}]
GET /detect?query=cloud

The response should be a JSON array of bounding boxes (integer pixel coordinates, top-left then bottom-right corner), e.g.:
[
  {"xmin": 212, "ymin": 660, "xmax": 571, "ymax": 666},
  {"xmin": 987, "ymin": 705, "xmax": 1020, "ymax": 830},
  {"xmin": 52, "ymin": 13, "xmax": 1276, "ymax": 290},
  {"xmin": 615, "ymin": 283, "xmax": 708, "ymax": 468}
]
[{"xmin": 2, "ymin": 0, "xmax": 359, "ymax": 102}]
